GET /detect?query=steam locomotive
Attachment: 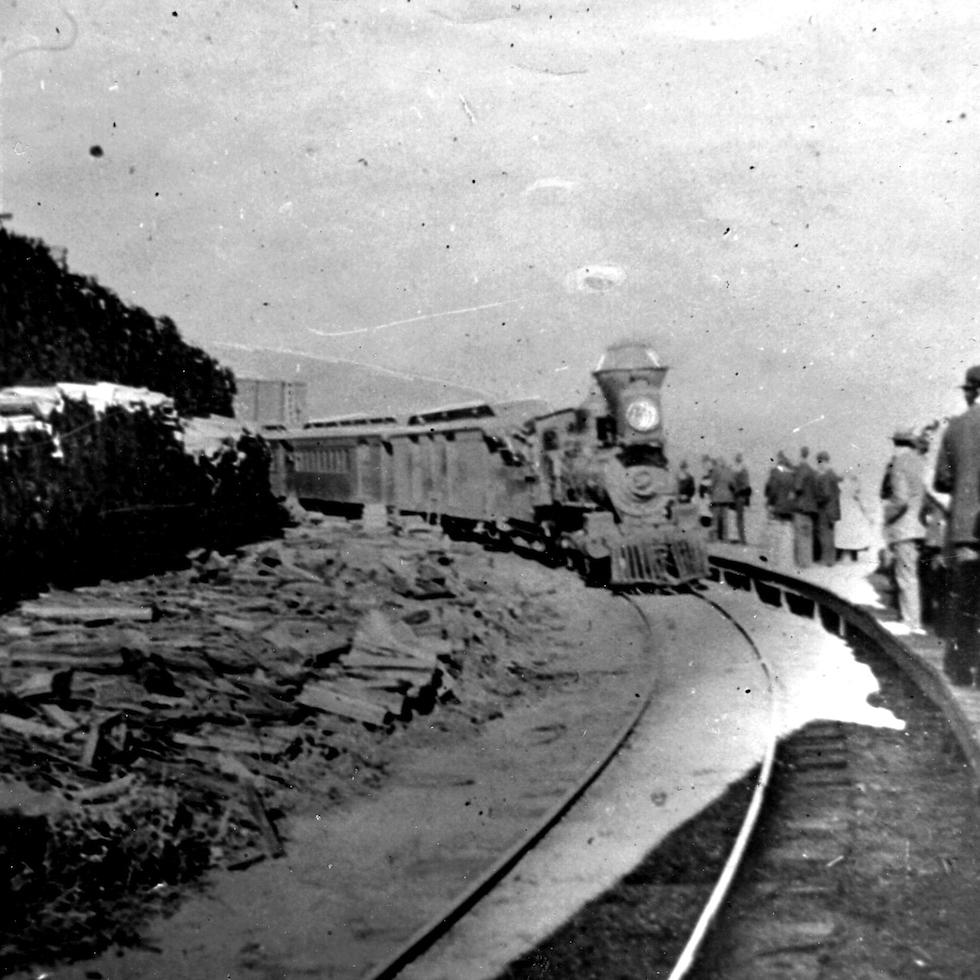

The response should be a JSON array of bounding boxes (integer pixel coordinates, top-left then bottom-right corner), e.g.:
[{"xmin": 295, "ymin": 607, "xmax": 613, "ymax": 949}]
[{"xmin": 265, "ymin": 341, "xmax": 708, "ymax": 587}]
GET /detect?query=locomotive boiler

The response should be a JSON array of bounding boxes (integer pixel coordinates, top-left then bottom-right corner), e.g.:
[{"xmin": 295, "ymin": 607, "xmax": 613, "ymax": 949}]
[{"xmin": 264, "ymin": 340, "xmax": 708, "ymax": 588}]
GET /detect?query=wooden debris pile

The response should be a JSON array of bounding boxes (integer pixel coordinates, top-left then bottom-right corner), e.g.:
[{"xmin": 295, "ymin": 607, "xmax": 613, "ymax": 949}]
[{"xmin": 0, "ymin": 515, "xmax": 560, "ymax": 972}]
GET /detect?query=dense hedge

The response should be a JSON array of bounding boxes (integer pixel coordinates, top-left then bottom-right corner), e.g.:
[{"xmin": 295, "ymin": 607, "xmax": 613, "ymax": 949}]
[
  {"xmin": 0, "ymin": 228, "xmax": 234, "ymax": 416},
  {"xmin": 0, "ymin": 401, "xmax": 285, "ymax": 600}
]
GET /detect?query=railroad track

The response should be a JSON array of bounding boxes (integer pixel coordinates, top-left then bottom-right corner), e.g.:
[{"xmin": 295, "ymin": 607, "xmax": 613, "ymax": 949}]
[
  {"xmin": 362, "ymin": 557, "xmax": 980, "ymax": 980},
  {"xmin": 366, "ymin": 585, "xmax": 780, "ymax": 980},
  {"xmin": 361, "ymin": 596, "xmax": 670, "ymax": 980}
]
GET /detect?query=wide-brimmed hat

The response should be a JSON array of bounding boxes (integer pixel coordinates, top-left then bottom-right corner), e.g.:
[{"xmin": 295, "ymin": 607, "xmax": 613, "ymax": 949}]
[{"xmin": 961, "ymin": 365, "xmax": 980, "ymax": 389}]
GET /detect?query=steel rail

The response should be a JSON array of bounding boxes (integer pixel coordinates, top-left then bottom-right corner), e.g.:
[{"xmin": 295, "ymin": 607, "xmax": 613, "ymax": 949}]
[
  {"xmin": 366, "ymin": 552, "xmax": 971, "ymax": 980},
  {"xmin": 665, "ymin": 590, "xmax": 781, "ymax": 980},
  {"xmin": 707, "ymin": 552, "xmax": 980, "ymax": 796},
  {"xmin": 360, "ymin": 596, "xmax": 662, "ymax": 980},
  {"xmin": 666, "ymin": 551, "xmax": 980, "ymax": 976}
]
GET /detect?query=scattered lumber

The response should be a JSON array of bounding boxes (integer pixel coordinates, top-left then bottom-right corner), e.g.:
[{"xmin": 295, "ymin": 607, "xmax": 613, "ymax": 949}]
[{"xmin": 0, "ymin": 513, "xmax": 560, "ymax": 974}]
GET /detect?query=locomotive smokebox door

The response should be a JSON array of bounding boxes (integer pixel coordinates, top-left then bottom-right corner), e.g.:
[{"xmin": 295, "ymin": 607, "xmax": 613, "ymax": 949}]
[{"xmin": 592, "ymin": 342, "xmax": 668, "ymax": 448}]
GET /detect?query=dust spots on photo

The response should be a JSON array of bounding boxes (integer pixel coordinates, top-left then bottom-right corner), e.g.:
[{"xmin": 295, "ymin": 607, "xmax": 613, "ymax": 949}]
[
  {"xmin": 522, "ymin": 177, "xmax": 579, "ymax": 200},
  {"xmin": 565, "ymin": 264, "xmax": 626, "ymax": 294},
  {"xmin": 429, "ymin": 0, "xmax": 525, "ymax": 24}
]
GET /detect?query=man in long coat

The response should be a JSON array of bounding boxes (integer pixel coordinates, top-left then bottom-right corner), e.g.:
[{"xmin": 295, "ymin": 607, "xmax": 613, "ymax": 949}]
[
  {"xmin": 933, "ymin": 365, "xmax": 980, "ymax": 684},
  {"xmin": 814, "ymin": 451, "xmax": 841, "ymax": 566},
  {"xmin": 708, "ymin": 456, "xmax": 735, "ymax": 543},
  {"xmin": 792, "ymin": 446, "xmax": 819, "ymax": 568},
  {"xmin": 764, "ymin": 451, "xmax": 795, "ymax": 566},
  {"xmin": 731, "ymin": 453, "xmax": 751, "ymax": 545},
  {"xmin": 882, "ymin": 430, "xmax": 926, "ymax": 635}
]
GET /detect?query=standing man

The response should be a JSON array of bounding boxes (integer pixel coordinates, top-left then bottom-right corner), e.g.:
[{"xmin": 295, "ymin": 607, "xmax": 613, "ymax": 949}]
[
  {"xmin": 918, "ymin": 423, "xmax": 950, "ymax": 634},
  {"xmin": 732, "ymin": 453, "xmax": 751, "ymax": 545},
  {"xmin": 814, "ymin": 451, "xmax": 841, "ymax": 566},
  {"xmin": 709, "ymin": 456, "xmax": 735, "ymax": 543},
  {"xmin": 676, "ymin": 460, "xmax": 696, "ymax": 503},
  {"xmin": 764, "ymin": 451, "xmax": 795, "ymax": 566},
  {"xmin": 697, "ymin": 456, "xmax": 714, "ymax": 530},
  {"xmin": 792, "ymin": 446, "xmax": 819, "ymax": 568},
  {"xmin": 933, "ymin": 366, "xmax": 980, "ymax": 684},
  {"xmin": 881, "ymin": 429, "xmax": 926, "ymax": 636}
]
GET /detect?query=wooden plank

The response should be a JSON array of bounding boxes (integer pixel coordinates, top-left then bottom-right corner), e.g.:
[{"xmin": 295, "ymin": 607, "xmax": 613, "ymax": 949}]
[
  {"xmin": 19, "ymin": 602, "xmax": 158, "ymax": 623},
  {"xmin": 12, "ymin": 670, "xmax": 60, "ymax": 698},
  {"xmin": 72, "ymin": 773, "xmax": 138, "ymax": 803},
  {"xmin": 342, "ymin": 651, "xmax": 438, "ymax": 671},
  {"xmin": 38, "ymin": 704, "xmax": 81, "ymax": 730},
  {"xmin": 324, "ymin": 678, "xmax": 407, "ymax": 715},
  {"xmin": 0, "ymin": 712, "xmax": 65, "ymax": 741},
  {"xmin": 2, "ymin": 647, "xmax": 123, "ymax": 670},
  {"xmin": 79, "ymin": 713, "xmax": 123, "ymax": 768},
  {"xmin": 173, "ymin": 730, "xmax": 291, "ymax": 757},
  {"xmin": 215, "ymin": 752, "xmax": 259, "ymax": 785},
  {"xmin": 213, "ymin": 614, "xmax": 273, "ymax": 635},
  {"xmin": 260, "ymin": 621, "xmax": 350, "ymax": 659},
  {"xmin": 296, "ymin": 683, "xmax": 391, "ymax": 726},
  {"xmin": 243, "ymin": 782, "xmax": 285, "ymax": 858}
]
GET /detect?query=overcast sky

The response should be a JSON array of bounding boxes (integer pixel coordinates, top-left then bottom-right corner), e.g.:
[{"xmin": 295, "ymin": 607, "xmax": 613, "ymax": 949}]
[{"xmin": 3, "ymin": 0, "xmax": 980, "ymax": 482}]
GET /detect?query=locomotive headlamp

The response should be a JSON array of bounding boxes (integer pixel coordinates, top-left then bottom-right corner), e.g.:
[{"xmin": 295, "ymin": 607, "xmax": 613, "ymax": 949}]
[{"xmin": 625, "ymin": 397, "xmax": 659, "ymax": 432}]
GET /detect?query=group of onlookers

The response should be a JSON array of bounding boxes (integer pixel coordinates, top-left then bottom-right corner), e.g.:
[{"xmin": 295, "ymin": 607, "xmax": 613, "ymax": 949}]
[
  {"xmin": 677, "ymin": 454, "xmax": 751, "ymax": 544},
  {"xmin": 680, "ymin": 450, "xmax": 870, "ymax": 565},
  {"xmin": 880, "ymin": 365, "xmax": 980, "ymax": 686},
  {"xmin": 761, "ymin": 447, "xmax": 852, "ymax": 568},
  {"xmin": 675, "ymin": 366, "xmax": 980, "ymax": 688}
]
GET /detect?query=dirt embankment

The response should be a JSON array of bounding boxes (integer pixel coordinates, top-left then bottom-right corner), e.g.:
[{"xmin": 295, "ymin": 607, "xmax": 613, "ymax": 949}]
[{"xmin": 1, "ymin": 513, "xmax": 653, "ymax": 978}]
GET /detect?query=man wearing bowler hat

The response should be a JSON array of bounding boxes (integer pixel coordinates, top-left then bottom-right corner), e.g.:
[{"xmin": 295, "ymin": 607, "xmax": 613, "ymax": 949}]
[{"xmin": 933, "ymin": 365, "xmax": 980, "ymax": 684}]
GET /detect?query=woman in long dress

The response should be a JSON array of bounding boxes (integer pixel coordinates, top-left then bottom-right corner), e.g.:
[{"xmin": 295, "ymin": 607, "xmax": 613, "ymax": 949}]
[{"xmin": 835, "ymin": 471, "xmax": 874, "ymax": 560}]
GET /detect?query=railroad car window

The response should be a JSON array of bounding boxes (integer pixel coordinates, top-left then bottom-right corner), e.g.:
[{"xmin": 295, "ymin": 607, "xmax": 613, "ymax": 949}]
[
  {"xmin": 409, "ymin": 403, "xmax": 495, "ymax": 425},
  {"xmin": 542, "ymin": 429, "xmax": 559, "ymax": 451}
]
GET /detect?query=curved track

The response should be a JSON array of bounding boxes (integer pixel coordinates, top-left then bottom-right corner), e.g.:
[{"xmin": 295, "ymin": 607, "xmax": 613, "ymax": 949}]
[
  {"xmin": 664, "ymin": 590, "xmax": 781, "ymax": 980},
  {"xmin": 366, "ymin": 555, "xmax": 980, "ymax": 980},
  {"xmin": 25, "ymin": 550, "xmax": 975, "ymax": 980},
  {"xmin": 361, "ymin": 596, "xmax": 665, "ymax": 980},
  {"xmin": 372, "ymin": 588, "xmax": 780, "ymax": 980}
]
